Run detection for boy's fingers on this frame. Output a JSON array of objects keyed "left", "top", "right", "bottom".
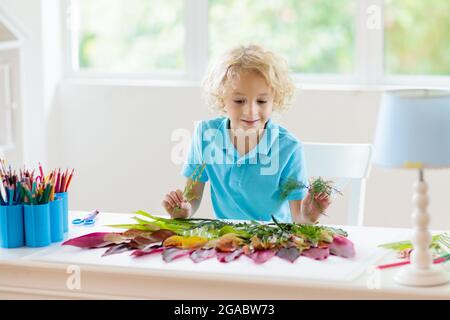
[
  {"left": 170, "top": 191, "right": 181, "bottom": 206},
  {"left": 317, "top": 193, "right": 327, "bottom": 200},
  {"left": 161, "top": 200, "right": 172, "bottom": 211},
  {"left": 165, "top": 194, "right": 176, "bottom": 207},
  {"left": 175, "top": 189, "right": 184, "bottom": 202}
]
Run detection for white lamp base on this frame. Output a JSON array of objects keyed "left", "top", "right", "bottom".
[
  {"left": 394, "top": 177, "right": 450, "bottom": 287},
  {"left": 394, "top": 265, "right": 449, "bottom": 287}
]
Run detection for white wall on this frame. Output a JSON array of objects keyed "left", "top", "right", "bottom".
[
  {"left": 0, "top": 0, "right": 62, "bottom": 168},
  {"left": 50, "top": 81, "right": 450, "bottom": 229}
]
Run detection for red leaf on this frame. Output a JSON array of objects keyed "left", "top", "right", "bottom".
[
  {"left": 302, "top": 247, "right": 330, "bottom": 260},
  {"left": 276, "top": 247, "right": 301, "bottom": 263},
  {"left": 162, "top": 248, "right": 192, "bottom": 262},
  {"left": 247, "top": 249, "right": 276, "bottom": 264},
  {"left": 132, "top": 245, "right": 165, "bottom": 257},
  {"left": 216, "top": 249, "right": 243, "bottom": 263},
  {"left": 189, "top": 249, "right": 217, "bottom": 263},
  {"left": 62, "top": 232, "right": 118, "bottom": 248},
  {"left": 329, "top": 235, "right": 355, "bottom": 258}
]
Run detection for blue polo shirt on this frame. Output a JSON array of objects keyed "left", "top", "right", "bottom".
[{"left": 181, "top": 116, "right": 308, "bottom": 222}]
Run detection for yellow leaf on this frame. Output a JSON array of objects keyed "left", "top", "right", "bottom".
[
  {"left": 163, "top": 235, "right": 184, "bottom": 247},
  {"left": 181, "top": 236, "right": 208, "bottom": 249},
  {"left": 163, "top": 235, "right": 208, "bottom": 249}
]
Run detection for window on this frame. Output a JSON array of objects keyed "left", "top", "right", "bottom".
[
  {"left": 71, "top": 0, "right": 184, "bottom": 73},
  {"left": 209, "top": 0, "right": 355, "bottom": 74},
  {"left": 66, "top": 0, "right": 450, "bottom": 84},
  {"left": 384, "top": 0, "right": 450, "bottom": 76}
]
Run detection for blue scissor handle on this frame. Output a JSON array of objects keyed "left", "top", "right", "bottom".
[
  {"left": 72, "top": 218, "right": 95, "bottom": 225},
  {"left": 83, "top": 219, "right": 95, "bottom": 225},
  {"left": 72, "top": 218, "right": 85, "bottom": 225}
]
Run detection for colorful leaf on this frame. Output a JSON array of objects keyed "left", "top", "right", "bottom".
[
  {"left": 181, "top": 236, "right": 209, "bottom": 250},
  {"left": 189, "top": 249, "right": 217, "bottom": 263},
  {"left": 62, "top": 232, "right": 117, "bottom": 248},
  {"left": 163, "top": 235, "right": 184, "bottom": 247},
  {"left": 216, "top": 234, "right": 244, "bottom": 252},
  {"left": 148, "top": 229, "right": 177, "bottom": 242},
  {"left": 104, "top": 233, "right": 130, "bottom": 245},
  {"left": 163, "top": 235, "right": 208, "bottom": 250},
  {"left": 276, "top": 247, "right": 301, "bottom": 263},
  {"left": 162, "top": 248, "right": 192, "bottom": 262},
  {"left": 247, "top": 249, "right": 276, "bottom": 264},
  {"left": 102, "top": 243, "right": 131, "bottom": 257},
  {"left": 122, "top": 229, "right": 153, "bottom": 239},
  {"left": 132, "top": 245, "right": 165, "bottom": 257},
  {"left": 217, "top": 249, "right": 243, "bottom": 263},
  {"left": 302, "top": 247, "right": 330, "bottom": 260},
  {"left": 329, "top": 235, "right": 355, "bottom": 258}
]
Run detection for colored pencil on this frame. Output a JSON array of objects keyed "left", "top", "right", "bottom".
[{"left": 377, "top": 253, "right": 450, "bottom": 270}]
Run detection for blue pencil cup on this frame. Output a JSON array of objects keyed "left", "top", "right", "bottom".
[
  {"left": 49, "top": 198, "right": 64, "bottom": 242},
  {"left": 24, "top": 203, "right": 51, "bottom": 247},
  {"left": 0, "top": 204, "right": 25, "bottom": 248},
  {"left": 56, "top": 192, "right": 69, "bottom": 233}
]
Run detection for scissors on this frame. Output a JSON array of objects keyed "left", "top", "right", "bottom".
[{"left": 72, "top": 209, "right": 100, "bottom": 226}]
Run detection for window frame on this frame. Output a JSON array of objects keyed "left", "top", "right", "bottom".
[{"left": 62, "top": 0, "right": 450, "bottom": 87}]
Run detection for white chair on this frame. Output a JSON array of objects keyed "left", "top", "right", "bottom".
[{"left": 303, "top": 142, "right": 373, "bottom": 226}]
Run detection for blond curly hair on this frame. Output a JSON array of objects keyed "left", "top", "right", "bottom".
[{"left": 202, "top": 44, "right": 295, "bottom": 114}]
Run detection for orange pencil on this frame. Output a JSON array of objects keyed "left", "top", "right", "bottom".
[{"left": 65, "top": 169, "right": 74, "bottom": 192}]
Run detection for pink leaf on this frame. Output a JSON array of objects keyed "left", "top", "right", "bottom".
[
  {"left": 276, "top": 247, "right": 301, "bottom": 263},
  {"left": 132, "top": 245, "right": 165, "bottom": 257},
  {"left": 162, "top": 248, "right": 192, "bottom": 262},
  {"left": 190, "top": 249, "right": 217, "bottom": 263},
  {"left": 329, "top": 235, "right": 355, "bottom": 258},
  {"left": 217, "top": 249, "right": 243, "bottom": 263},
  {"left": 302, "top": 247, "right": 330, "bottom": 260},
  {"left": 248, "top": 249, "right": 276, "bottom": 264},
  {"left": 62, "top": 232, "right": 118, "bottom": 248}
]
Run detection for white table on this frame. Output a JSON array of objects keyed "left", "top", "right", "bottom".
[{"left": 0, "top": 211, "right": 449, "bottom": 299}]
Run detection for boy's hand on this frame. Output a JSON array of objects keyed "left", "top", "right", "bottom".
[
  {"left": 301, "top": 191, "right": 331, "bottom": 223},
  {"left": 161, "top": 189, "right": 192, "bottom": 219}
]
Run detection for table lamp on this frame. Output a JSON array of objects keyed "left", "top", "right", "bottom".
[{"left": 373, "top": 89, "right": 450, "bottom": 287}]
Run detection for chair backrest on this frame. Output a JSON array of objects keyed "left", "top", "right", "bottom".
[{"left": 303, "top": 142, "right": 373, "bottom": 226}]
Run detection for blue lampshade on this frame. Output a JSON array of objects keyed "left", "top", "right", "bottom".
[{"left": 373, "top": 89, "right": 450, "bottom": 169}]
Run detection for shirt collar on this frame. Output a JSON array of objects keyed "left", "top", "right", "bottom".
[{"left": 216, "top": 117, "right": 279, "bottom": 160}]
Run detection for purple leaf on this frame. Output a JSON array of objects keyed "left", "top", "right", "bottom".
[
  {"left": 247, "top": 249, "right": 276, "bottom": 264},
  {"left": 102, "top": 243, "right": 131, "bottom": 257},
  {"left": 189, "top": 249, "right": 217, "bottom": 263},
  {"left": 276, "top": 247, "right": 301, "bottom": 263},
  {"left": 162, "top": 248, "right": 192, "bottom": 262},
  {"left": 62, "top": 232, "right": 118, "bottom": 248},
  {"left": 217, "top": 249, "right": 243, "bottom": 263},
  {"left": 132, "top": 245, "right": 165, "bottom": 257},
  {"left": 302, "top": 247, "right": 330, "bottom": 260},
  {"left": 329, "top": 235, "right": 355, "bottom": 258}
]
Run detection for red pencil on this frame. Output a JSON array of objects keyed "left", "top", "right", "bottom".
[
  {"left": 55, "top": 169, "right": 61, "bottom": 193},
  {"left": 38, "top": 162, "right": 44, "bottom": 178}
]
